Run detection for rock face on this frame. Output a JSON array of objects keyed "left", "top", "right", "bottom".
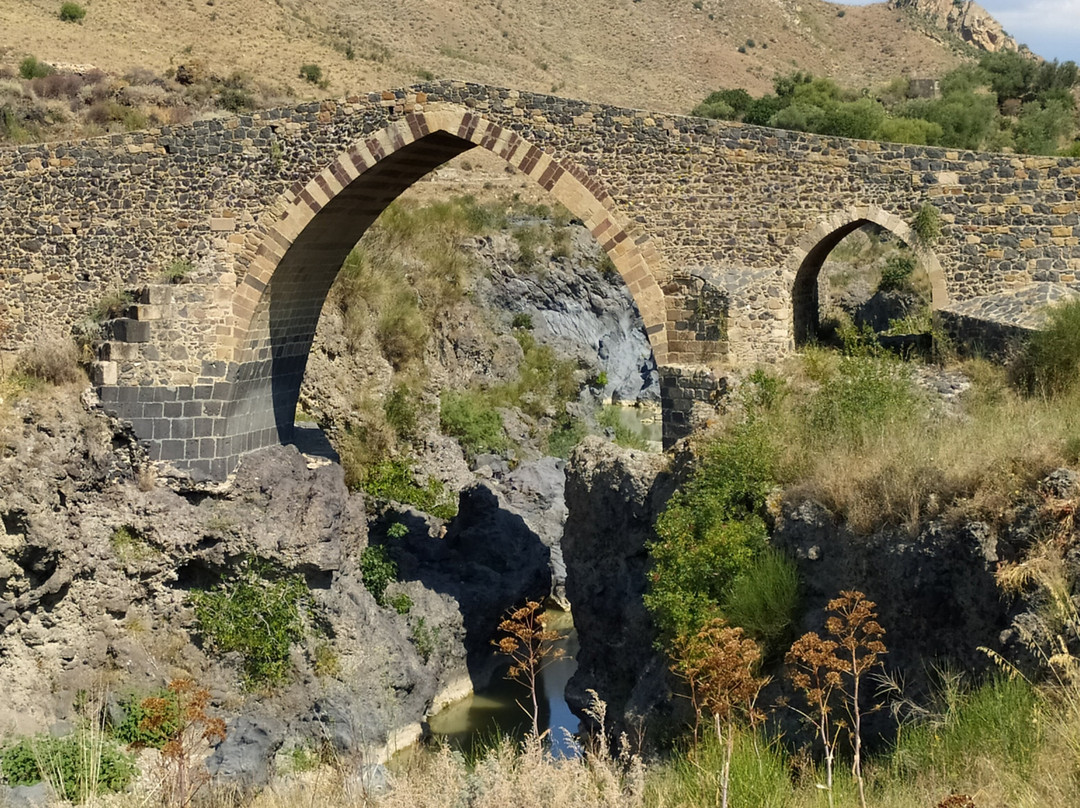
[
  {"left": 472, "top": 227, "right": 659, "bottom": 404},
  {"left": 890, "top": 0, "right": 1018, "bottom": 53},
  {"left": 0, "top": 387, "right": 547, "bottom": 771},
  {"left": 562, "top": 437, "right": 675, "bottom": 732},
  {"left": 772, "top": 500, "right": 1009, "bottom": 685}
]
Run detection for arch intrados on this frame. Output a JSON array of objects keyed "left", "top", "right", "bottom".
[
  {"left": 228, "top": 108, "right": 670, "bottom": 365},
  {"left": 789, "top": 207, "right": 948, "bottom": 345}
]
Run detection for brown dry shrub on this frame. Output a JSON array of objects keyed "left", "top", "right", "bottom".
[
  {"left": 30, "top": 72, "right": 87, "bottom": 100},
  {"left": 14, "top": 335, "right": 84, "bottom": 385}
]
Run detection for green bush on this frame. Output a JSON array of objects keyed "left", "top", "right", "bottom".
[
  {"left": 1010, "top": 299, "right": 1080, "bottom": 397},
  {"left": 383, "top": 384, "right": 418, "bottom": 440},
  {"left": 114, "top": 689, "right": 180, "bottom": 749},
  {"left": 161, "top": 259, "right": 193, "bottom": 284},
  {"left": 390, "top": 592, "right": 413, "bottom": 615},
  {"left": 511, "top": 312, "right": 534, "bottom": 330},
  {"left": 877, "top": 254, "right": 917, "bottom": 292},
  {"left": 411, "top": 616, "right": 438, "bottom": 662},
  {"left": 299, "top": 64, "right": 323, "bottom": 84},
  {"left": 1, "top": 733, "right": 135, "bottom": 800},
  {"left": 440, "top": 390, "right": 507, "bottom": 456},
  {"left": 190, "top": 561, "right": 308, "bottom": 689},
  {"left": 808, "top": 354, "right": 919, "bottom": 448},
  {"left": 59, "top": 2, "right": 86, "bottom": 23},
  {"left": 360, "top": 459, "right": 458, "bottom": 519},
  {"left": 719, "top": 548, "right": 800, "bottom": 655},
  {"left": 19, "top": 56, "right": 53, "bottom": 80},
  {"left": 644, "top": 421, "right": 777, "bottom": 646},
  {"left": 913, "top": 202, "right": 942, "bottom": 244},
  {"left": 360, "top": 545, "right": 397, "bottom": 607}
]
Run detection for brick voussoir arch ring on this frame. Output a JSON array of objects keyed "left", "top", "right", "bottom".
[
  {"left": 787, "top": 204, "right": 949, "bottom": 344},
  {"left": 229, "top": 106, "right": 671, "bottom": 365}
]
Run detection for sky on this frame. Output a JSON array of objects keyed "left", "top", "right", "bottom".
[{"left": 836, "top": 1, "right": 1080, "bottom": 64}]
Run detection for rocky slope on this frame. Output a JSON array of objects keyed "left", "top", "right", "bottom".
[
  {"left": 889, "top": 0, "right": 1019, "bottom": 54},
  {"left": 0, "top": 382, "right": 576, "bottom": 780},
  {"left": 1, "top": 0, "right": 990, "bottom": 130}
]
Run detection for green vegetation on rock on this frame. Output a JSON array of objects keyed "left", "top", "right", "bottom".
[{"left": 189, "top": 561, "right": 309, "bottom": 689}]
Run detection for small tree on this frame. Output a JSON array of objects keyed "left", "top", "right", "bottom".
[
  {"left": 493, "top": 601, "right": 567, "bottom": 738},
  {"left": 672, "top": 619, "right": 768, "bottom": 808}
]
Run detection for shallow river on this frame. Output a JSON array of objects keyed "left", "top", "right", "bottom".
[{"left": 425, "top": 610, "right": 581, "bottom": 757}]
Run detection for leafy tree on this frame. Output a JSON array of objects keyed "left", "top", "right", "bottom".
[
  {"left": 822, "top": 98, "right": 885, "bottom": 140},
  {"left": 1014, "top": 98, "right": 1076, "bottom": 155},
  {"left": 743, "top": 94, "right": 786, "bottom": 127}
]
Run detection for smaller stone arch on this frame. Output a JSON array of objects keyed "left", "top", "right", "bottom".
[{"left": 789, "top": 206, "right": 948, "bottom": 345}]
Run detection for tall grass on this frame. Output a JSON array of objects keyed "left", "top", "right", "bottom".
[{"left": 759, "top": 351, "right": 1080, "bottom": 534}]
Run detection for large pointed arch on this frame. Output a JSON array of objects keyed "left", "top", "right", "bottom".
[
  {"left": 219, "top": 107, "right": 671, "bottom": 451},
  {"left": 788, "top": 205, "right": 949, "bottom": 345}
]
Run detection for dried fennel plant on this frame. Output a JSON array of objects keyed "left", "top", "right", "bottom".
[{"left": 493, "top": 600, "right": 567, "bottom": 739}]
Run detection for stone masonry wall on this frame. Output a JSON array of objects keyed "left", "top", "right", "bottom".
[
  {"left": 1, "top": 81, "right": 1079, "bottom": 362},
  {"left": 2, "top": 80, "right": 1080, "bottom": 474}
]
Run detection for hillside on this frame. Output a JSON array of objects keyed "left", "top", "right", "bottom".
[{"left": 0, "top": 0, "right": 987, "bottom": 116}]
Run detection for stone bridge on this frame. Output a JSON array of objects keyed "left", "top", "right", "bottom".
[{"left": 1, "top": 80, "right": 1079, "bottom": 478}]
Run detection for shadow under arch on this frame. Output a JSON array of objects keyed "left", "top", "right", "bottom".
[
  {"left": 790, "top": 207, "right": 949, "bottom": 346},
  {"left": 224, "top": 108, "right": 670, "bottom": 451}
]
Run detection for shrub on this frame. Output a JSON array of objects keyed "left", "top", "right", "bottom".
[
  {"left": 390, "top": 592, "right": 413, "bottom": 615},
  {"left": 1, "top": 733, "right": 135, "bottom": 800},
  {"left": 913, "top": 202, "right": 942, "bottom": 244},
  {"left": 877, "top": 254, "right": 917, "bottom": 292},
  {"left": 217, "top": 88, "right": 254, "bottom": 112},
  {"left": 511, "top": 312, "right": 534, "bottom": 330},
  {"left": 59, "top": 2, "right": 86, "bottom": 22},
  {"left": 114, "top": 689, "right": 180, "bottom": 749},
  {"left": 411, "top": 616, "right": 438, "bottom": 662},
  {"left": 360, "top": 459, "right": 458, "bottom": 519},
  {"left": 644, "top": 421, "right": 777, "bottom": 646},
  {"left": 720, "top": 548, "right": 800, "bottom": 655},
  {"left": 161, "top": 259, "right": 193, "bottom": 284},
  {"left": 383, "top": 384, "right": 418, "bottom": 440},
  {"left": 1010, "top": 298, "right": 1080, "bottom": 397},
  {"left": 18, "top": 56, "right": 53, "bottom": 80},
  {"left": 58, "top": 2, "right": 84, "bottom": 21},
  {"left": 440, "top": 390, "right": 507, "bottom": 456},
  {"left": 360, "top": 545, "right": 398, "bottom": 607},
  {"left": 189, "top": 561, "right": 308, "bottom": 689},
  {"left": 299, "top": 64, "right": 323, "bottom": 84},
  {"left": 375, "top": 294, "right": 428, "bottom": 369},
  {"left": 13, "top": 336, "right": 83, "bottom": 385},
  {"left": 88, "top": 290, "right": 133, "bottom": 322}
]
